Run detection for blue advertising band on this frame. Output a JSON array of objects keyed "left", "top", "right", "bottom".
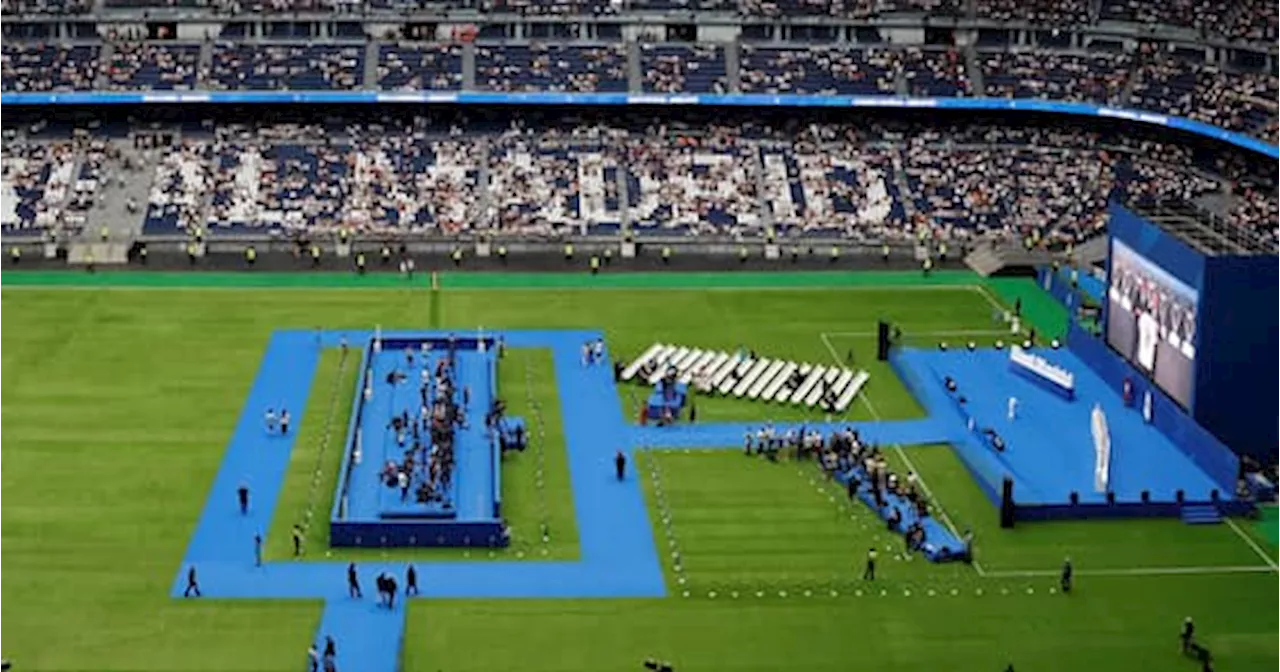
[{"left": 3, "top": 91, "right": 1275, "bottom": 159}]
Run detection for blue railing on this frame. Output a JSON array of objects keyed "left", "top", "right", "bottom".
[
  {"left": 331, "top": 335, "right": 374, "bottom": 523},
  {"left": 2, "top": 91, "right": 1275, "bottom": 159},
  {"left": 488, "top": 351, "right": 502, "bottom": 519}
]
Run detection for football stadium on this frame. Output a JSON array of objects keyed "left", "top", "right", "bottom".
[{"left": 1, "top": 2, "right": 1278, "bottom": 672}]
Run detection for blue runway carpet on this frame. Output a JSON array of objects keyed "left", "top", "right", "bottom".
[{"left": 175, "top": 329, "right": 667, "bottom": 672}]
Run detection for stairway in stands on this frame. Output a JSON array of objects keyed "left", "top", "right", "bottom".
[{"left": 1180, "top": 504, "right": 1223, "bottom": 525}]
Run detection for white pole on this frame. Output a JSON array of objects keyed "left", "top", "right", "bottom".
[
  {"left": 374, "top": 324, "right": 382, "bottom": 353},
  {"left": 478, "top": 325, "right": 486, "bottom": 352}
]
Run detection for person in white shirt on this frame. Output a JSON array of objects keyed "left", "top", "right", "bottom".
[
  {"left": 1007, "top": 396, "right": 1018, "bottom": 421},
  {"left": 265, "top": 408, "right": 277, "bottom": 434}
]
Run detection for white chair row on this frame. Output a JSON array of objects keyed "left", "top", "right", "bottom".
[{"left": 621, "top": 342, "right": 870, "bottom": 411}]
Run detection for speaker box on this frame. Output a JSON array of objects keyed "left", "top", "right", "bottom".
[{"left": 1000, "top": 476, "right": 1015, "bottom": 529}]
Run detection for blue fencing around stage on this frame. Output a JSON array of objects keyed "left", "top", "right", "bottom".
[
  {"left": 1, "top": 90, "right": 1275, "bottom": 159},
  {"left": 486, "top": 352, "right": 502, "bottom": 519},
  {"left": 1065, "top": 322, "right": 1239, "bottom": 493},
  {"left": 330, "top": 332, "right": 509, "bottom": 548},
  {"left": 332, "top": 337, "right": 373, "bottom": 523}
]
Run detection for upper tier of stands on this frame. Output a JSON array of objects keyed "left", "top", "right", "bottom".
[
  {"left": 3, "top": 41, "right": 1272, "bottom": 144},
  {"left": 3, "top": 0, "right": 1275, "bottom": 45}
]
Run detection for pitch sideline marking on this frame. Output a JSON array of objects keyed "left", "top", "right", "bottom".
[
  {"left": 970, "top": 284, "right": 1008, "bottom": 314},
  {"left": 983, "top": 565, "right": 1277, "bottom": 578},
  {"left": 822, "top": 329, "right": 1012, "bottom": 339},
  {"left": 0, "top": 281, "right": 1002, "bottom": 294},
  {"left": 818, "top": 332, "right": 983, "bottom": 576},
  {"left": 1224, "top": 516, "right": 1279, "bottom": 570}
]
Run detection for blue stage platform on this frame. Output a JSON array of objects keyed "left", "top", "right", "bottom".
[
  {"left": 893, "top": 346, "right": 1242, "bottom": 520},
  {"left": 331, "top": 335, "right": 506, "bottom": 548}
]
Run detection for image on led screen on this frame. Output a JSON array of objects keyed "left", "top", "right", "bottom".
[{"left": 1105, "top": 240, "right": 1199, "bottom": 408}]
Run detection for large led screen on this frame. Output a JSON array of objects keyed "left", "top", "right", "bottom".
[{"left": 1105, "top": 240, "right": 1199, "bottom": 408}]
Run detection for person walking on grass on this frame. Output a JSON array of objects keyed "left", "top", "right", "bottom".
[
  {"left": 1180, "top": 617, "right": 1195, "bottom": 655},
  {"left": 863, "top": 547, "right": 877, "bottom": 581},
  {"left": 1060, "top": 557, "right": 1073, "bottom": 594}
]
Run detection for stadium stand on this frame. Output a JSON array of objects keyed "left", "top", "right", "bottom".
[
  {"left": 901, "top": 48, "right": 971, "bottom": 97},
  {"left": 640, "top": 44, "right": 728, "bottom": 94},
  {"left": 980, "top": 52, "right": 1134, "bottom": 106},
  {"left": 0, "top": 1, "right": 1275, "bottom": 252},
  {"left": 209, "top": 43, "right": 365, "bottom": 91},
  {"left": 102, "top": 42, "right": 202, "bottom": 91},
  {"left": 378, "top": 43, "right": 464, "bottom": 91},
  {"left": 1, "top": 44, "right": 98, "bottom": 92},
  {"left": 974, "top": 0, "right": 1090, "bottom": 24},
  {"left": 739, "top": 46, "right": 900, "bottom": 95},
  {"left": 475, "top": 43, "right": 628, "bottom": 93},
  {"left": 3, "top": 104, "right": 1270, "bottom": 252}
]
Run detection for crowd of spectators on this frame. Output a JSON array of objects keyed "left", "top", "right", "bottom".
[
  {"left": 758, "top": 126, "right": 904, "bottom": 237},
  {"left": 625, "top": 124, "right": 760, "bottom": 234},
  {"left": 641, "top": 44, "right": 728, "bottom": 94},
  {"left": 488, "top": 133, "right": 625, "bottom": 234},
  {"left": 902, "top": 48, "right": 971, "bottom": 97},
  {"left": 1, "top": 40, "right": 1273, "bottom": 145},
  {"left": 1100, "top": 0, "right": 1219, "bottom": 28},
  {"left": 5, "top": 110, "right": 1274, "bottom": 247},
  {"left": 739, "top": 0, "right": 961, "bottom": 18},
  {"left": 102, "top": 43, "right": 202, "bottom": 91},
  {"left": 974, "top": 0, "right": 1091, "bottom": 24},
  {"left": 476, "top": 44, "right": 628, "bottom": 93},
  {"left": 2, "top": 0, "right": 92, "bottom": 14},
  {"left": 740, "top": 46, "right": 899, "bottom": 95},
  {"left": 1, "top": 44, "right": 99, "bottom": 92},
  {"left": 1, "top": 141, "right": 75, "bottom": 235},
  {"left": 208, "top": 43, "right": 364, "bottom": 90},
  {"left": 981, "top": 51, "right": 1133, "bottom": 105},
  {"left": 1131, "top": 59, "right": 1278, "bottom": 142},
  {"left": 377, "top": 43, "right": 464, "bottom": 90}
]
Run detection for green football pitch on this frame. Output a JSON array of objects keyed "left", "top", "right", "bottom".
[{"left": 2, "top": 270, "right": 1275, "bottom": 672}]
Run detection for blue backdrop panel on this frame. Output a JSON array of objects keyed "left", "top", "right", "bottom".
[
  {"left": 1107, "top": 202, "right": 1279, "bottom": 464},
  {"left": 1066, "top": 323, "right": 1238, "bottom": 492},
  {"left": 1107, "top": 204, "right": 1207, "bottom": 290},
  {"left": 1195, "top": 254, "right": 1279, "bottom": 462}
]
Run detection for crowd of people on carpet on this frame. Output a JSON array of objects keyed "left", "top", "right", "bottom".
[
  {"left": 381, "top": 348, "right": 464, "bottom": 507},
  {"left": 745, "top": 424, "right": 969, "bottom": 558}
]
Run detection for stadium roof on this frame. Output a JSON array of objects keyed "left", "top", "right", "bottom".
[{"left": 1132, "top": 200, "right": 1276, "bottom": 257}]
